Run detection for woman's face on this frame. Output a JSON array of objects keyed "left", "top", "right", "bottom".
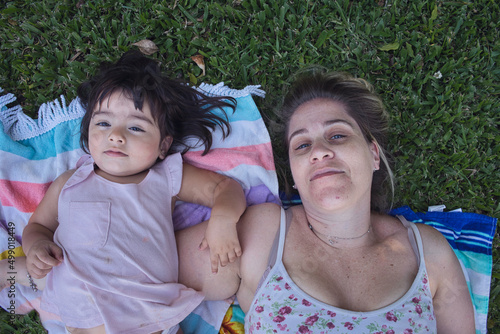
[{"left": 287, "top": 98, "right": 380, "bottom": 213}]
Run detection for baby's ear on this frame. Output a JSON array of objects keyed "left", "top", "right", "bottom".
[{"left": 159, "top": 136, "right": 173, "bottom": 159}]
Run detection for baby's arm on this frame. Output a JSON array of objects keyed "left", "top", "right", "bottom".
[
  {"left": 178, "top": 163, "right": 246, "bottom": 274},
  {"left": 22, "top": 170, "right": 74, "bottom": 279}
]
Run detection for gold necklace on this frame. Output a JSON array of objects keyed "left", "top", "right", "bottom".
[{"left": 308, "top": 223, "right": 371, "bottom": 246}]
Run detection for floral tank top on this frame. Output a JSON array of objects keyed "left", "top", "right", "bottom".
[{"left": 245, "top": 208, "right": 437, "bottom": 333}]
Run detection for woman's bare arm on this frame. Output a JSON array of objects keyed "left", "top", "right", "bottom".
[
  {"left": 178, "top": 162, "right": 246, "bottom": 273},
  {"left": 418, "top": 224, "right": 475, "bottom": 333},
  {"left": 176, "top": 202, "right": 281, "bottom": 306},
  {"left": 176, "top": 218, "right": 240, "bottom": 300}
]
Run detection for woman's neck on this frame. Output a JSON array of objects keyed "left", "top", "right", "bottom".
[{"left": 299, "top": 204, "right": 375, "bottom": 248}]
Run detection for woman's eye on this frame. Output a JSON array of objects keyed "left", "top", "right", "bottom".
[
  {"left": 330, "top": 134, "right": 345, "bottom": 140},
  {"left": 295, "top": 143, "right": 310, "bottom": 150}
]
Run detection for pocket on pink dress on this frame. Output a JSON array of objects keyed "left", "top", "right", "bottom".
[{"left": 59, "top": 201, "right": 111, "bottom": 249}]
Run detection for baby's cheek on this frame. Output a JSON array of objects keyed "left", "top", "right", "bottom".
[{"left": 88, "top": 132, "right": 105, "bottom": 149}]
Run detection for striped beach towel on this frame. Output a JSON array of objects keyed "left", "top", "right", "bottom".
[
  {"left": 391, "top": 205, "right": 496, "bottom": 334},
  {"left": 0, "top": 85, "right": 495, "bottom": 333},
  {"left": 0, "top": 83, "right": 279, "bottom": 333}
]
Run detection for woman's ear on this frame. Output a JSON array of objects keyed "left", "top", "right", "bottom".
[
  {"left": 159, "top": 136, "right": 173, "bottom": 159},
  {"left": 370, "top": 140, "right": 381, "bottom": 171}
]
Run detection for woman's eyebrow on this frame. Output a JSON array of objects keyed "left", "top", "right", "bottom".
[
  {"left": 289, "top": 119, "right": 355, "bottom": 141},
  {"left": 288, "top": 128, "right": 307, "bottom": 142},
  {"left": 324, "top": 119, "right": 355, "bottom": 128}
]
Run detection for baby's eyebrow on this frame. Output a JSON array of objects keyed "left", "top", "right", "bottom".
[
  {"left": 130, "top": 113, "right": 154, "bottom": 124},
  {"left": 92, "top": 110, "right": 154, "bottom": 125}
]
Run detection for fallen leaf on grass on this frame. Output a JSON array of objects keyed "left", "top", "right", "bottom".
[
  {"left": 70, "top": 51, "right": 82, "bottom": 62},
  {"left": 191, "top": 55, "right": 206, "bottom": 76},
  {"left": 133, "top": 39, "right": 159, "bottom": 55},
  {"left": 188, "top": 72, "right": 197, "bottom": 85},
  {"left": 378, "top": 42, "right": 400, "bottom": 51}
]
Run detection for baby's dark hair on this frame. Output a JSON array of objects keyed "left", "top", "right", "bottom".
[{"left": 77, "top": 51, "right": 236, "bottom": 155}]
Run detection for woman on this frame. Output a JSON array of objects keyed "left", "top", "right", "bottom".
[{"left": 177, "top": 70, "right": 475, "bottom": 333}]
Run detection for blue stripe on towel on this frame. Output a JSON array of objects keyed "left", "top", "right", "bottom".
[
  {"left": 209, "top": 95, "right": 264, "bottom": 122},
  {"left": 0, "top": 118, "right": 82, "bottom": 159},
  {"left": 180, "top": 313, "right": 218, "bottom": 334}
]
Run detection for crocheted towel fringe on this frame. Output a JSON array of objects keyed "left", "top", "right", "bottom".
[
  {"left": 196, "top": 82, "right": 266, "bottom": 99},
  {"left": 0, "top": 88, "right": 85, "bottom": 142},
  {"left": 0, "top": 83, "right": 264, "bottom": 142}
]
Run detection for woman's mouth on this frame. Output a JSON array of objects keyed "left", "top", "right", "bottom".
[{"left": 310, "top": 169, "right": 343, "bottom": 182}]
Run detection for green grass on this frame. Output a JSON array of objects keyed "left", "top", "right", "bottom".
[
  {"left": 1, "top": 0, "right": 499, "bottom": 332},
  {"left": 0, "top": 310, "right": 46, "bottom": 333}
]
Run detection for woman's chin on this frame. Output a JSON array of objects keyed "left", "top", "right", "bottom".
[{"left": 303, "top": 189, "right": 351, "bottom": 211}]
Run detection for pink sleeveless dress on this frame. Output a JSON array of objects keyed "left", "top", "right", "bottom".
[{"left": 41, "top": 154, "right": 204, "bottom": 334}]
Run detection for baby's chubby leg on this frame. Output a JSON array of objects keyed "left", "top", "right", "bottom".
[{"left": 1, "top": 256, "right": 46, "bottom": 291}]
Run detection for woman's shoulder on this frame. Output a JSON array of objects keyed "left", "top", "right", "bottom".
[
  {"left": 238, "top": 204, "right": 281, "bottom": 262},
  {"left": 371, "top": 213, "right": 410, "bottom": 239},
  {"left": 413, "top": 222, "right": 454, "bottom": 259},
  {"left": 239, "top": 202, "right": 282, "bottom": 244},
  {"left": 236, "top": 202, "right": 283, "bottom": 310},
  {"left": 375, "top": 213, "right": 450, "bottom": 251}
]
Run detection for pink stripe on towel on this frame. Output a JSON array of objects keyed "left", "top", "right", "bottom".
[
  {"left": 0, "top": 179, "right": 50, "bottom": 213},
  {"left": 183, "top": 143, "right": 275, "bottom": 172}
]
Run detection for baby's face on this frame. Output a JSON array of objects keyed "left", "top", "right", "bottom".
[{"left": 88, "top": 90, "right": 166, "bottom": 182}]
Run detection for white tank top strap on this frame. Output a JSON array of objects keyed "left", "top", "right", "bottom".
[
  {"left": 255, "top": 207, "right": 288, "bottom": 292},
  {"left": 396, "top": 215, "right": 423, "bottom": 265},
  {"left": 266, "top": 207, "right": 288, "bottom": 268}
]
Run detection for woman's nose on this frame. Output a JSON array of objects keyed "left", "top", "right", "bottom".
[{"left": 310, "top": 142, "right": 334, "bottom": 162}]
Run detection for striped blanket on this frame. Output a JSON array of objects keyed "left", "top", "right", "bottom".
[
  {"left": 0, "top": 83, "right": 279, "bottom": 333},
  {"left": 0, "top": 84, "right": 496, "bottom": 334},
  {"left": 391, "top": 205, "right": 496, "bottom": 334}
]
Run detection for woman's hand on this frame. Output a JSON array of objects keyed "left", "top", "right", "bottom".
[{"left": 26, "top": 239, "right": 63, "bottom": 279}]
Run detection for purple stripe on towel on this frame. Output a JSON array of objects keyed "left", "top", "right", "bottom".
[{"left": 173, "top": 184, "right": 280, "bottom": 231}]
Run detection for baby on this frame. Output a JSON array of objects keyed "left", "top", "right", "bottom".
[{"left": 21, "top": 51, "right": 246, "bottom": 334}]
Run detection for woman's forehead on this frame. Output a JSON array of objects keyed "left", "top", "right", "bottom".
[
  {"left": 292, "top": 98, "right": 348, "bottom": 118},
  {"left": 288, "top": 99, "right": 355, "bottom": 130}
]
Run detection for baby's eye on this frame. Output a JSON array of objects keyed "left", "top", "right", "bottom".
[
  {"left": 96, "top": 121, "right": 110, "bottom": 127},
  {"left": 129, "top": 126, "right": 145, "bottom": 132}
]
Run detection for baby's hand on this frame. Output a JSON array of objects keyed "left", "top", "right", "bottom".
[
  {"left": 199, "top": 215, "right": 242, "bottom": 274},
  {"left": 26, "top": 240, "right": 63, "bottom": 279}
]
